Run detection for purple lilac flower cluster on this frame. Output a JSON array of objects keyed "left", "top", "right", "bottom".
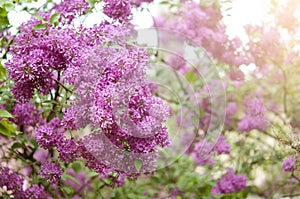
[
  {"left": 103, "top": 0, "right": 154, "bottom": 23},
  {"left": 11, "top": 102, "right": 43, "bottom": 128},
  {"left": 192, "top": 135, "right": 231, "bottom": 167},
  {"left": 35, "top": 45, "right": 170, "bottom": 182},
  {"left": 160, "top": 2, "right": 253, "bottom": 66},
  {"left": 282, "top": 156, "right": 297, "bottom": 172},
  {"left": 6, "top": 15, "right": 82, "bottom": 102},
  {"left": 224, "top": 102, "right": 238, "bottom": 127},
  {"left": 54, "top": 0, "right": 89, "bottom": 24},
  {"left": 238, "top": 97, "right": 268, "bottom": 132},
  {"left": 7, "top": 0, "right": 169, "bottom": 186},
  {"left": 212, "top": 168, "right": 247, "bottom": 194},
  {"left": 0, "top": 166, "right": 47, "bottom": 198},
  {"left": 61, "top": 46, "right": 170, "bottom": 178},
  {"left": 103, "top": 0, "right": 132, "bottom": 23},
  {"left": 39, "top": 161, "right": 63, "bottom": 184}
]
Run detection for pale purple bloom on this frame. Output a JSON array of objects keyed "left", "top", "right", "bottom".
[
  {"left": 238, "top": 97, "right": 268, "bottom": 132},
  {"left": 33, "top": 148, "right": 49, "bottom": 162},
  {"left": 282, "top": 156, "right": 296, "bottom": 172},
  {"left": 225, "top": 102, "right": 238, "bottom": 126},
  {"left": 64, "top": 169, "right": 91, "bottom": 192},
  {"left": 12, "top": 102, "right": 42, "bottom": 127},
  {"left": 212, "top": 168, "right": 247, "bottom": 194},
  {"left": 192, "top": 140, "right": 215, "bottom": 167},
  {"left": 215, "top": 135, "right": 231, "bottom": 155}
]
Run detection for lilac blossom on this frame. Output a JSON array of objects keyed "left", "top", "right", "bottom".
[
  {"left": 238, "top": 97, "right": 268, "bottom": 132},
  {"left": 215, "top": 135, "right": 231, "bottom": 155},
  {"left": 192, "top": 140, "right": 215, "bottom": 167},
  {"left": 23, "top": 185, "right": 47, "bottom": 199},
  {"left": 212, "top": 168, "right": 247, "bottom": 194},
  {"left": 0, "top": 166, "right": 23, "bottom": 195},
  {"left": 11, "top": 102, "right": 42, "bottom": 127},
  {"left": 39, "top": 161, "right": 63, "bottom": 184},
  {"left": 282, "top": 156, "right": 297, "bottom": 172},
  {"left": 35, "top": 117, "right": 64, "bottom": 149}
]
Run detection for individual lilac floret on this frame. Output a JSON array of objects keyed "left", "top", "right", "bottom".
[
  {"left": 215, "top": 135, "right": 231, "bottom": 155},
  {"left": 212, "top": 168, "right": 247, "bottom": 194},
  {"left": 23, "top": 185, "right": 47, "bottom": 199},
  {"left": 282, "top": 156, "right": 297, "bottom": 172},
  {"left": 39, "top": 161, "right": 63, "bottom": 184},
  {"left": 238, "top": 97, "right": 268, "bottom": 132}
]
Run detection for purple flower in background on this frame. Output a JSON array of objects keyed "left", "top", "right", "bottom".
[
  {"left": 282, "top": 156, "right": 296, "bottom": 172},
  {"left": 166, "top": 54, "right": 190, "bottom": 75},
  {"left": 12, "top": 102, "right": 42, "bottom": 127},
  {"left": 131, "top": 0, "right": 153, "bottom": 7},
  {"left": 225, "top": 102, "right": 237, "bottom": 127},
  {"left": 212, "top": 168, "right": 247, "bottom": 194},
  {"left": 64, "top": 168, "right": 91, "bottom": 192},
  {"left": 238, "top": 97, "right": 268, "bottom": 132},
  {"left": 215, "top": 135, "right": 231, "bottom": 155},
  {"left": 192, "top": 140, "right": 215, "bottom": 167},
  {"left": 33, "top": 148, "right": 50, "bottom": 163},
  {"left": 39, "top": 161, "right": 63, "bottom": 183}
]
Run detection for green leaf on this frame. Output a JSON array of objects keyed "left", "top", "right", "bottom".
[
  {"left": 0, "top": 109, "right": 14, "bottom": 118},
  {"left": 0, "top": 7, "right": 7, "bottom": 17},
  {"left": 0, "top": 7, "right": 9, "bottom": 30},
  {"left": 50, "top": 12, "right": 60, "bottom": 26},
  {"left": 11, "top": 142, "right": 23, "bottom": 151},
  {"left": 134, "top": 159, "right": 143, "bottom": 172},
  {"left": 61, "top": 173, "right": 80, "bottom": 185},
  {"left": 86, "top": 171, "right": 99, "bottom": 178},
  {"left": 30, "top": 139, "right": 39, "bottom": 148},
  {"left": 62, "top": 186, "right": 74, "bottom": 195},
  {"left": 0, "top": 61, "right": 8, "bottom": 81},
  {"left": 185, "top": 70, "right": 197, "bottom": 83},
  {"left": 4, "top": 3, "right": 15, "bottom": 12},
  {"left": 71, "top": 162, "right": 82, "bottom": 173},
  {"left": 0, "top": 119, "right": 16, "bottom": 137},
  {"left": 33, "top": 23, "right": 47, "bottom": 30},
  {"left": 160, "top": 1, "right": 169, "bottom": 5},
  {"left": 86, "top": 0, "right": 100, "bottom": 7},
  {"left": 31, "top": 13, "right": 45, "bottom": 21}
]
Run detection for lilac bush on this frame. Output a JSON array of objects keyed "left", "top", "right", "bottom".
[{"left": 1, "top": 0, "right": 300, "bottom": 198}]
